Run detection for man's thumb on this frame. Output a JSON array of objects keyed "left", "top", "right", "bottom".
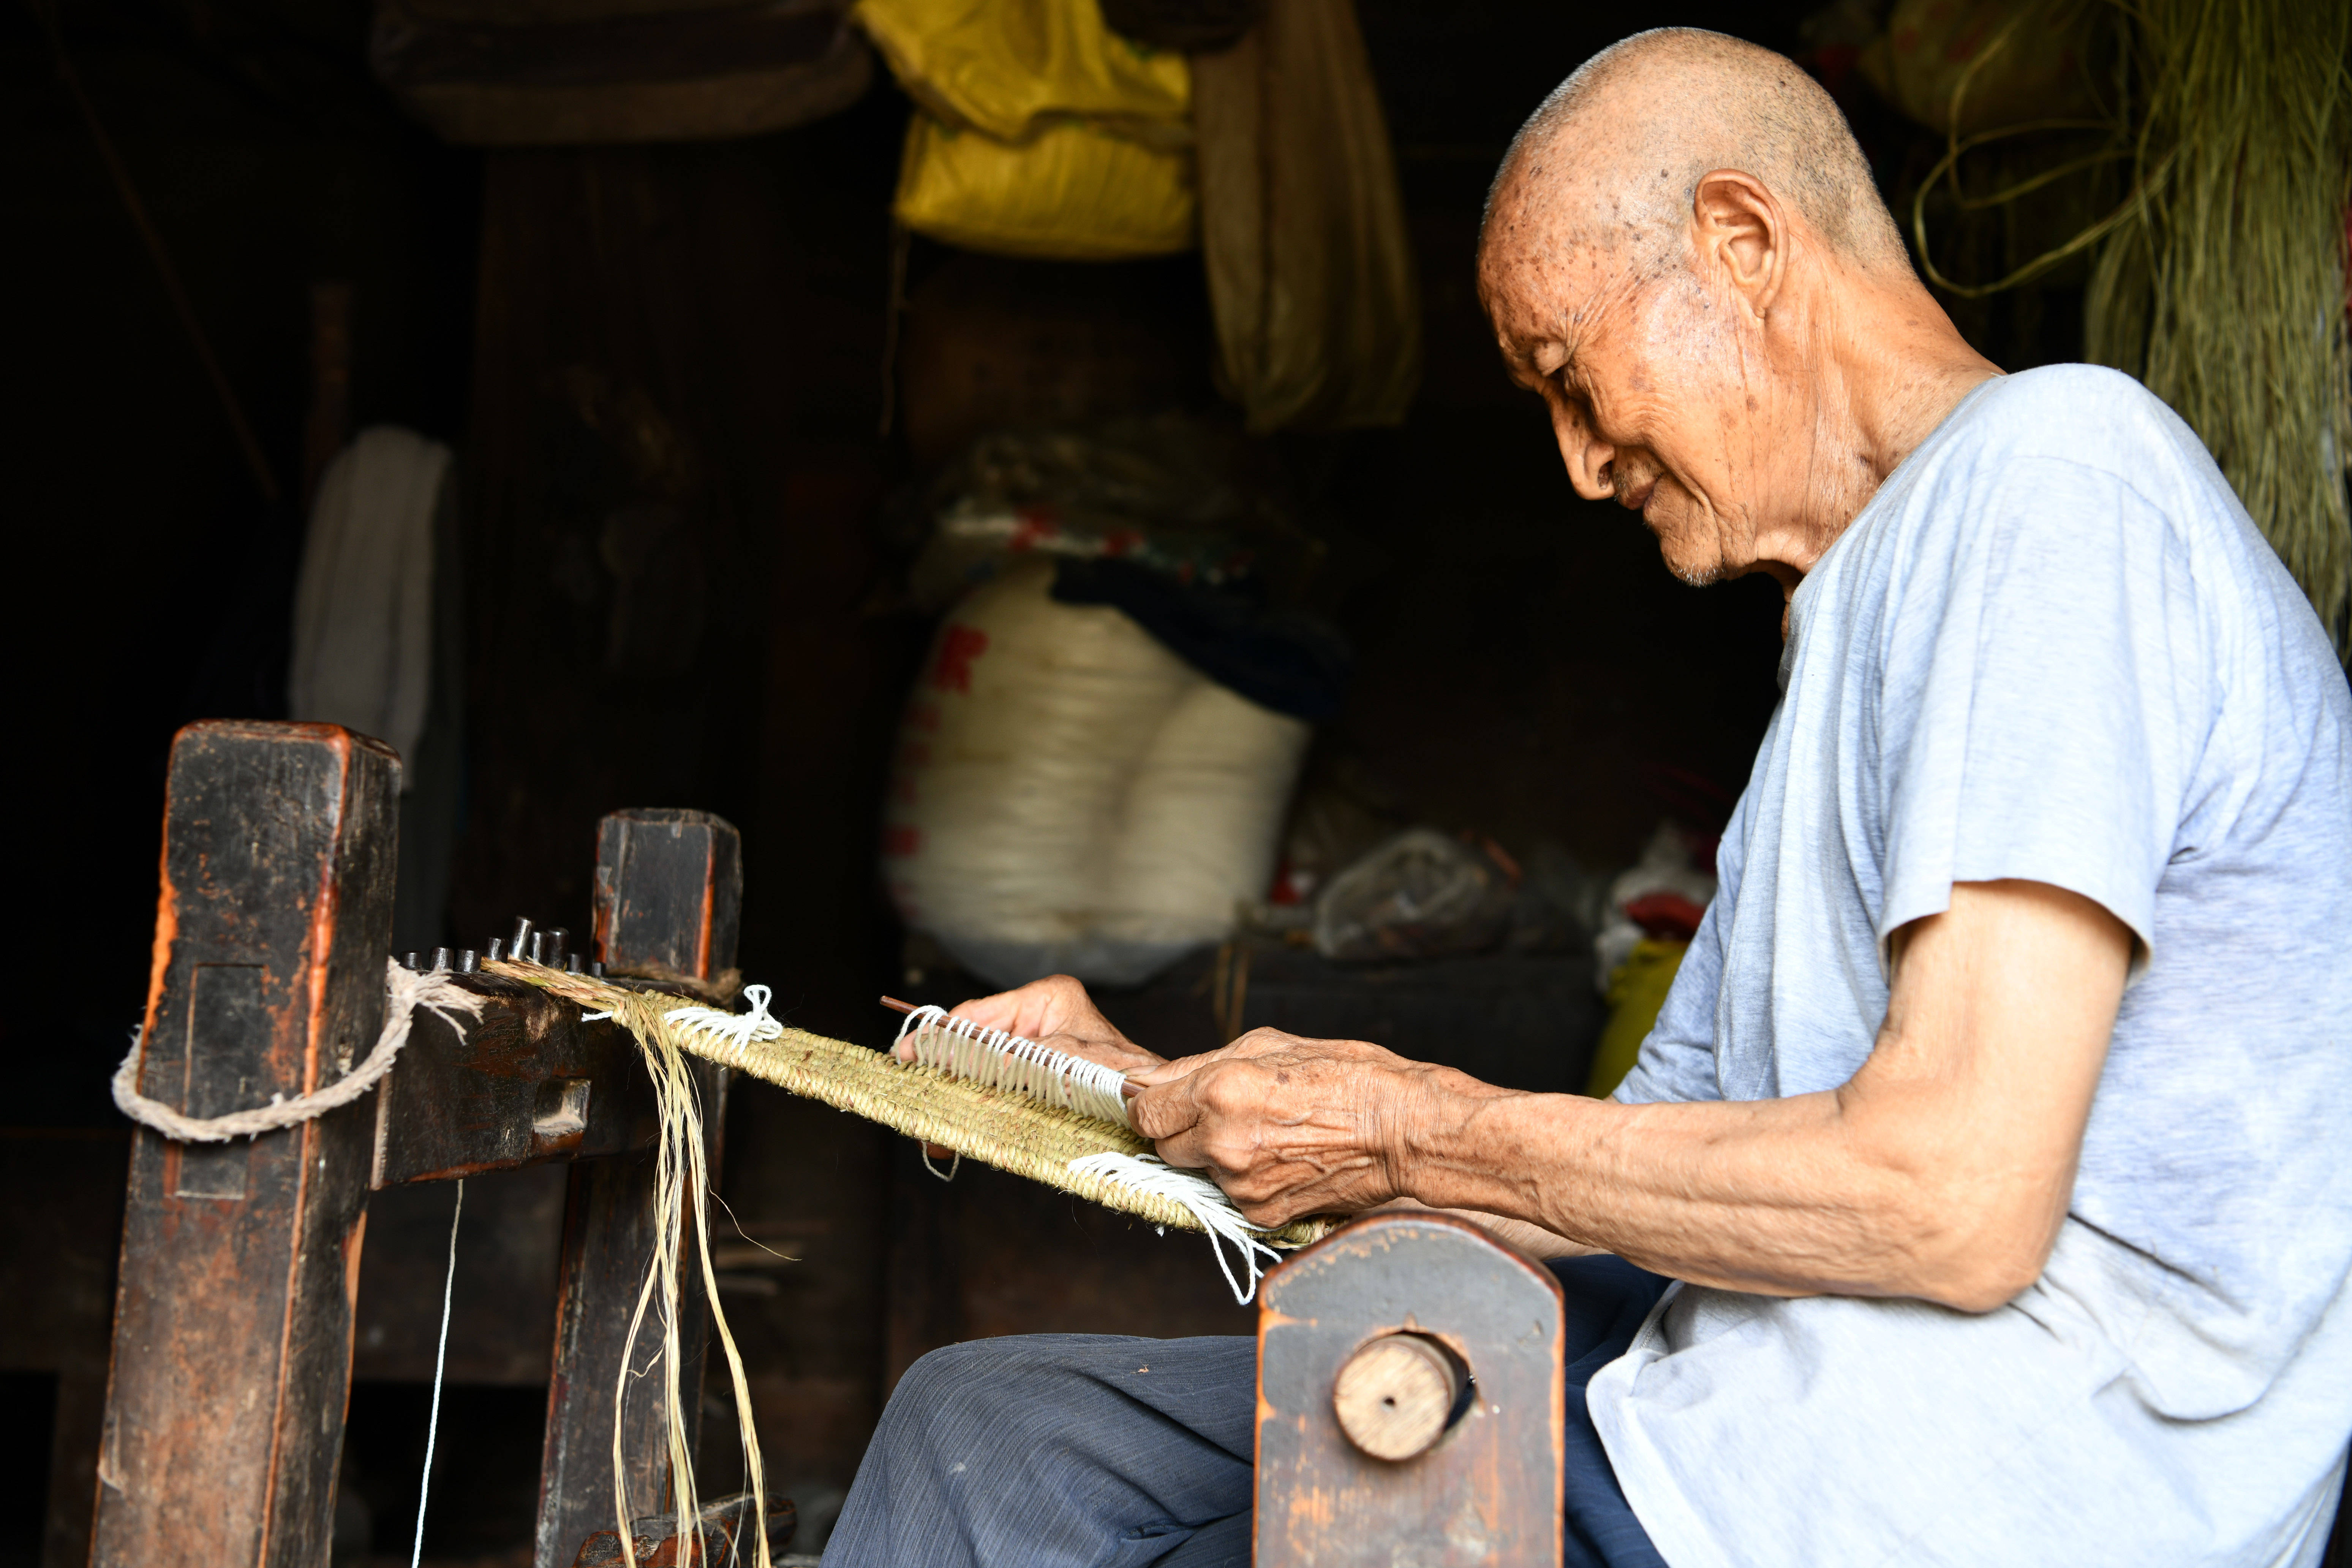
[{"left": 1128, "top": 1078, "right": 1196, "bottom": 1142}]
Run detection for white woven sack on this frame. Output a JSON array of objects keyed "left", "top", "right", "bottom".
[{"left": 885, "top": 562, "right": 1307, "bottom": 987}]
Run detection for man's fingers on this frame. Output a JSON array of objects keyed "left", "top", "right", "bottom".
[
  {"left": 1131, "top": 1073, "right": 1207, "bottom": 1144},
  {"left": 1125, "top": 1050, "right": 1223, "bottom": 1090}
]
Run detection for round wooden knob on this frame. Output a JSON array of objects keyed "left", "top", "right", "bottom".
[{"left": 1331, "top": 1332, "right": 1464, "bottom": 1461}]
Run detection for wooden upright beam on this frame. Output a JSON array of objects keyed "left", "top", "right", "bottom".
[
  {"left": 92, "top": 721, "right": 400, "bottom": 1568},
  {"left": 536, "top": 809, "right": 742, "bottom": 1568},
  {"left": 1255, "top": 1212, "right": 1568, "bottom": 1568},
  {"left": 591, "top": 809, "right": 743, "bottom": 985}
]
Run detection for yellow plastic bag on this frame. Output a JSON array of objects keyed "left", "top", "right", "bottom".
[
  {"left": 1584, "top": 938, "right": 1688, "bottom": 1099},
  {"left": 857, "top": 0, "right": 1186, "bottom": 142},
  {"left": 894, "top": 111, "right": 1195, "bottom": 259},
  {"left": 857, "top": 0, "right": 1196, "bottom": 260}
]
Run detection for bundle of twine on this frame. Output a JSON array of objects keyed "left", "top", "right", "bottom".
[{"left": 1912, "top": 0, "right": 2352, "bottom": 657}]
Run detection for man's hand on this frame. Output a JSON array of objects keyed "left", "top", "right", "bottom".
[
  {"left": 1126, "top": 1031, "right": 1508, "bottom": 1228},
  {"left": 892, "top": 975, "right": 1164, "bottom": 1075},
  {"left": 893, "top": 974, "right": 1165, "bottom": 1163}
]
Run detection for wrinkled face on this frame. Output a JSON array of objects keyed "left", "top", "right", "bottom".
[{"left": 1478, "top": 190, "right": 1785, "bottom": 588}]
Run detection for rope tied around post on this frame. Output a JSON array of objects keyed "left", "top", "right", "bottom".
[{"left": 110, "top": 958, "right": 485, "bottom": 1142}]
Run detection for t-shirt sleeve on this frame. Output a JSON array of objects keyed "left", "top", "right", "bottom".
[
  {"left": 1874, "top": 455, "right": 2206, "bottom": 959},
  {"left": 1612, "top": 896, "right": 1728, "bottom": 1105}
]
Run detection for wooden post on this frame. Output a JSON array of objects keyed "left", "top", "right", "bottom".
[
  {"left": 91, "top": 721, "right": 400, "bottom": 1568},
  {"left": 536, "top": 810, "right": 742, "bottom": 1568},
  {"left": 1255, "top": 1212, "right": 1568, "bottom": 1568}
]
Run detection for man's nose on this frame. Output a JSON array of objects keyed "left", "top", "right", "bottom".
[{"left": 1552, "top": 407, "right": 1617, "bottom": 502}]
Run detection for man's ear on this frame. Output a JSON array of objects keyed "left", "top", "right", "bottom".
[{"left": 1692, "top": 169, "right": 1786, "bottom": 321}]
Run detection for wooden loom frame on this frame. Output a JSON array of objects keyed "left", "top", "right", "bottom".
[{"left": 89, "top": 719, "right": 761, "bottom": 1567}]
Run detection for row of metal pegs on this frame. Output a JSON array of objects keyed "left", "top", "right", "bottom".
[{"left": 394, "top": 915, "right": 607, "bottom": 977}]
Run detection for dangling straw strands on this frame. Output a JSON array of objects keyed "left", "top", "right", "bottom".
[
  {"left": 1911, "top": 0, "right": 2352, "bottom": 657},
  {"left": 511, "top": 965, "right": 775, "bottom": 1568}
]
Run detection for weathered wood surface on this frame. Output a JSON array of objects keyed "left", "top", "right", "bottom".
[
  {"left": 592, "top": 810, "right": 742, "bottom": 986},
  {"left": 371, "top": 972, "right": 650, "bottom": 1185},
  {"left": 536, "top": 808, "right": 740, "bottom": 1568},
  {"left": 92, "top": 720, "right": 400, "bottom": 1568},
  {"left": 1331, "top": 1331, "right": 1463, "bottom": 1462},
  {"left": 1255, "top": 1212, "right": 1567, "bottom": 1568}
]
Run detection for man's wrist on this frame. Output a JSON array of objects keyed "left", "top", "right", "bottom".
[{"left": 1388, "top": 1071, "right": 1566, "bottom": 1217}]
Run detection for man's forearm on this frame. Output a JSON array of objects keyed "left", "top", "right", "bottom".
[
  {"left": 1388, "top": 883, "right": 2128, "bottom": 1312},
  {"left": 1397, "top": 1086, "right": 1956, "bottom": 1300}
]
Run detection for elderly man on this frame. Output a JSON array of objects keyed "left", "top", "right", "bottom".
[{"left": 823, "top": 27, "right": 2352, "bottom": 1568}]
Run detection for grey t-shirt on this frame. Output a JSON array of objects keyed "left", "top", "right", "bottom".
[{"left": 1591, "top": 365, "right": 2352, "bottom": 1568}]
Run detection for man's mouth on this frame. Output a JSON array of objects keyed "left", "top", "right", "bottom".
[{"left": 1621, "top": 479, "right": 1657, "bottom": 516}]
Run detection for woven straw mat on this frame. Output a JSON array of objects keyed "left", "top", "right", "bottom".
[{"left": 493, "top": 961, "right": 1329, "bottom": 1249}]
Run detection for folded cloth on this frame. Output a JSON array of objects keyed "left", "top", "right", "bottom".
[{"left": 287, "top": 425, "right": 452, "bottom": 781}]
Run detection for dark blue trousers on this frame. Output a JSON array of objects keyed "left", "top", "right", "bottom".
[{"left": 823, "top": 1255, "right": 1671, "bottom": 1568}]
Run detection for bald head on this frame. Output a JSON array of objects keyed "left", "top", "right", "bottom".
[
  {"left": 1486, "top": 28, "right": 1906, "bottom": 275},
  {"left": 1474, "top": 29, "right": 1999, "bottom": 597}
]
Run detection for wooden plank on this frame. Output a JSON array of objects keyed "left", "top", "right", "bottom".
[
  {"left": 1254, "top": 1212, "right": 1567, "bottom": 1568},
  {"left": 536, "top": 809, "right": 740, "bottom": 1568},
  {"left": 91, "top": 720, "right": 400, "bottom": 1568},
  {"left": 371, "top": 973, "right": 651, "bottom": 1186}
]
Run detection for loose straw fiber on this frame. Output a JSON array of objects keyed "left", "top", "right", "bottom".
[{"left": 495, "top": 960, "right": 1329, "bottom": 1250}]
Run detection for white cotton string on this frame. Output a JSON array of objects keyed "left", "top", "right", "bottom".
[
  {"left": 1066, "top": 1152, "right": 1283, "bottom": 1305},
  {"left": 890, "top": 1005, "right": 1133, "bottom": 1129},
  {"left": 411, "top": 1177, "right": 463, "bottom": 1568},
  {"left": 664, "top": 983, "right": 784, "bottom": 1051}
]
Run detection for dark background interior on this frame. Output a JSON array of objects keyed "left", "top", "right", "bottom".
[{"left": 3, "top": 0, "right": 2092, "bottom": 1560}]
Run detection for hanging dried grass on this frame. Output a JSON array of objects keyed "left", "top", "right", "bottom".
[
  {"left": 2086, "top": 0, "right": 2352, "bottom": 653},
  {"left": 1911, "top": 0, "right": 2352, "bottom": 656}
]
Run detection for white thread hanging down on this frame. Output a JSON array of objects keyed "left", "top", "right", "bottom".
[
  {"left": 411, "top": 1177, "right": 463, "bottom": 1568},
  {"left": 891, "top": 1005, "right": 1133, "bottom": 1129},
  {"left": 1068, "top": 1152, "right": 1284, "bottom": 1305}
]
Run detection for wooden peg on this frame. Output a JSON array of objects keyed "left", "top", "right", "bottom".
[{"left": 1332, "top": 1333, "right": 1462, "bottom": 1461}]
